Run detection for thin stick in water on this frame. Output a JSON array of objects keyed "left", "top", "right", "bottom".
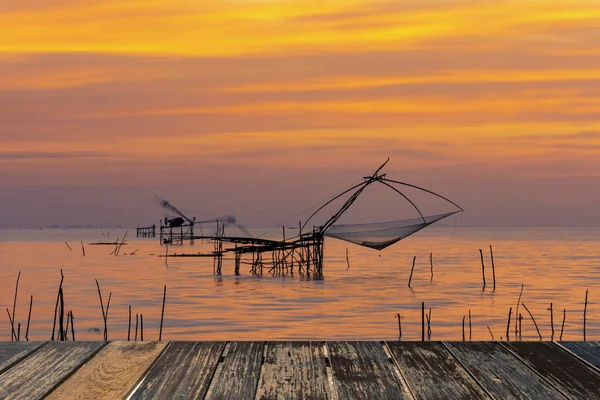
[
  {"left": 140, "top": 314, "right": 144, "bottom": 341},
  {"left": 17, "top": 323, "right": 20, "bottom": 342},
  {"left": 519, "top": 314, "right": 523, "bottom": 341},
  {"left": 135, "top": 314, "right": 139, "bottom": 341},
  {"left": 64, "top": 242, "right": 72, "bottom": 251},
  {"left": 408, "top": 256, "right": 416, "bottom": 288},
  {"left": 560, "top": 309, "right": 566, "bottom": 341},
  {"left": 6, "top": 308, "right": 16, "bottom": 341},
  {"left": 51, "top": 269, "right": 64, "bottom": 341},
  {"left": 548, "top": 302, "right": 554, "bottom": 341},
  {"left": 506, "top": 307, "right": 512, "bottom": 342},
  {"left": 522, "top": 303, "right": 542, "bottom": 340},
  {"left": 479, "top": 249, "right": 486, "bottom": 290},
  {"left": 159, "top": 285, "right": 167, "bottom": 341},
  {"left": 462, "top": 316, "right": 466, "bottom": 341},
  {"left": 345, "top": 248, "right": 351, "bottom": 270},
  {"left": 430, "top": 252, "right": 433, "bottom": 280},
  {"left": 427, "top": 308, "right": 432, "bottom": 339},
  {"left": 58, "top": 288, "right": 65, "bottom": 341},
  {"left": 128, "top": 305, "right": 132, "bottom": 341},
  {"left": 487, "top": 325, "right": 495, "bottom": 340},
  {"left": 95, "top": 279, "right": 107, "bottom": 340},
  {"left": 11, "top": 271, "right": 21, "bottom": 341},
  {"left": 489, "top": 244, "right": 496, "bottom": 291},
  {"left": 514, "top": 283, "right": 524, "bottom": 337},
  {"left": 584, "top": 289, "right": 589, "bottom": 341},
  {"left": 81, "top": 241, "right": 85, "bottom": 256},
  {"left": 25, "top": 295, "right": 32, "bottom": 341},
  {"left": 70, "top": 311, "right": 75, "bottom": 341},
  {"left": 468, "top": 309, "right": 472, "bottom": 341},
  {"left": 421, "top": 301, "right": 425, "bottom": 341},
  {"left": 396, "top": 313, "right": 402, "bottom": 340}
]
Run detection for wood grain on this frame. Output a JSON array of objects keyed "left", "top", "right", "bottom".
[
  {"left": 130, "top": 341, "right": 225, "bottom": 400},
  {"left": 444, "top": 341, "right": 564, "bottom": 399},
  {"left": 46, "top": 341, "right": 166, "bottom": 400},
  {"left": 205, "top": 341, "right": 264, "bottom": 400},
  {"left": 506, "top": 341, "right": 600, "bottom": 399},
  {"left": 559, "top": 341, "right": 600, "bottom": 368},
  {"left": 0, "top": 341, "right": 105, "bottom": 400},
  {"left": 256, "top": 341, "right": 330, "bottom": 400},
  {"left": 0, "top": 342, "right": 45, "bottom": 375},
  {"left": 387, "top": 341, "right": 488, "bottom": 399},
  {"left": 327, "top": 341, "right": 410, "bottom": 400}
]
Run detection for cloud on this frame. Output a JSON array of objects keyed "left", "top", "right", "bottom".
[{"left": 0, "top": 150, "right": 109, "bottom": 160}]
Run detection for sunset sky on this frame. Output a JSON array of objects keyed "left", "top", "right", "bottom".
[{"left": 1, "top": 0, "right": 600, "bottom": 228}]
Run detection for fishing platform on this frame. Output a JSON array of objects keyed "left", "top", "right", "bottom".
[{"left": 0, "top": 341, "right": 598, "bottom": 399}]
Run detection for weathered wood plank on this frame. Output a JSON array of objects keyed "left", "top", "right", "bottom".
[
  {"left": 559, "top": 341, "right": 600, "bottom": 369},
  {"left": 506, "top": 341, "right": 600, "bottom": 399},
  {"left": 0, "top": 342, "right": 45, "bottom": 375},
  {"left": 0, "top": 341, "right": 105, "bottom": 400},
  {"left": 205, "top": 341, "right": 264, "bottom": 400},
  {"left": 444, "top": 342, "right": 564, "bottom": 399},
  {"left": 387, "top": 341, "right": 488, "bottom": 399},
  {"left": 46, "top": 341, "right": 166, "bottom": 400},
  {"left": 256, "top": 341, "right": 330, "bottom": 400},
  {"left": 327, "top": 341, "right": 410, "bottom": 400},
  {"left": 131, "top": 341, "right": 225, "bottom": 400}
]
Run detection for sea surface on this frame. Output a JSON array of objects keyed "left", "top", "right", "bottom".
[{"left": 0, "top": 227, "right": 598, "bottom": 341}]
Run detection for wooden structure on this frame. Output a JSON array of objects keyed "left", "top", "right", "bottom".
[
  {"left": 136, "top": 225, "right": 155, "bottom": 238},
  {"left": 0, "top": 341, "right": 599, "bottom": 399},
  {"left": 160, "top": 221, "right": 195, "bottom": 245}
]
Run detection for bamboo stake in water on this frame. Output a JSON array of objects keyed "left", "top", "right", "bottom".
[
  {"left": 462, "top": 316, "right": 466, "bottom": 341},
  {"left": 64, "top": 242, "right": 72, "bottom": 251},
  {"left": 518, "top": 314, "right": 523, "bottom": 341},
  {"left": 159, "top": 285, "right": 167, "bottom": 341},
  {"left": 51, "top": 269, "right": 64, "bottom": 341},
  {"left": 408, "top": 256, "right": 416, "bottom": 288},
  {"left": 514, "top": 283, "right": 524, "bottom": 337},
  {"left": 522, "top": 303, "right": 542, "bottom": 340},
  {"left": 421, "top": 302, "right": 425, "bottom": 341},
  {"left": 25, "top": 295, "right": 32, "bottom": 341},
  {"left": 128, "top": 305, "right": 132, "bottom": 341},
  {"left": 479, "top": 249, "right": 486, "bottom": 290},
  {"left": 426, "top": 308, "right": 432, "bottom": 340},
  {"left": 70, "top": 311, "right": 75, "bottom": 341},
  {"left": 487, "top": 325, "right": 495, "bottom": 340},
  {"left": 584, "top": 289, "right": 589, "bottom": 341},
  {"left": 135, "top": 314, "right": 139, "bottom": 341},
  {"left": 506, "top": 307, "right": 512, "bottom": 341},
  {"left": 95, "top": 279, "right": 108, "bottom": 340},
  {"left": 17, "top": 323, "right": 20, "bottom": 342},
  {"left": 140, "top": 314, "right": 144, "bottom": 341},
  {"left": 430, "top": 252, "right": 433, "bottom": 280},
  {"left": 81, "top": 241, "right": 85, "bottom": 256},
  {"left": 560, "top": 309, "right": 566, "bottom": 340},
  {"left": 11, "top": 271, "right": 21, "bottom": 341},
  {"left": 58, "top": 288, "right": 65, "bottom": 341},
  {"left": 468, "top": 309, "right": 472, "bottom": 341},
  {"left": 396, "top": 313, "right": 402, "bottom": 340},
  {"left": 345, "top": 248, "right": 351, "bottom": 270},
  {"left": 490, "top": 245, "right": 496, "bottom": 291},
  {"left": 6, "top": 308, "right": 16, "bottom": 341},
  {"left": 548, "top": 302, "right": 554, "bottom": 341}
]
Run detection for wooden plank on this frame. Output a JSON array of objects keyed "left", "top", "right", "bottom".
[
  {"left": 0, "top": 342, "right": 45, "bottom": 375},
  {"left": 387, "top": 341, "right": 488, "bottom": 399},
  {"left": 444, "top": 342, "right": 564, "bottom": 399},
  {"left": 506, "top": 341, "right": 600, "bottom": 399},
  {"left": 256, "top": 341, "right": 330, "bottom": 400},
  {"left": 0, "top": 341, "right": 105, "bottom": 400},
  {"left": 46, "top": 341, "right": 167, "bottom": 400},
  {"left": 130, "top": 341, "right": 225, "bottom": 400},
  {"left": 327, "top": 341, "right": 410, "bottom": 400},
  {"left": 559, "top": 341, "right": 600, "bottom": 368},
  {"left": 205, "top": 341, "right": 264, "bottom": 400}
]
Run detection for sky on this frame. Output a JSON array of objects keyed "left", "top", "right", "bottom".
[{"left": 1, "top": 0, "right": 600, "bottom": 228}]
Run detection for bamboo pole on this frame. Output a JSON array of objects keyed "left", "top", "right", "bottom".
[
  {"left": 25, "top": 295, "right": 32, "bottom": 341},
  {"left": 514, "top": 284, "right": 524, "bottom": 337},
  {"left": 487, "top": 325, "right": 494, "bottom": 340},
  {"left": 135, "top": 314, "right": 139, "bottom": 341},
  {"left": 64, "top": 242, "right": 72, "bottom": 251},
  {"left": 469, "top": 309, "right": 472, "bottom": 341},
  {"left": 430, "top": 252, "right": 433, "bottom": 280},
  {"left": 560, "top": 309, "right": 566, "bottom": 340},
  {"left": 548, "top": 302, "right": 554, "bottom": 341},
  {"left": 70, "top": 311, "right": 75, "bottom": 341},
  {"left": 81, "top": 241, "right": 85, "bottom": 256},
  {"left": 58, "top": 288, "right": 65, "bottom": 341},
  {"left": 489, "top": 245, "right": 496, "bottom": 291},
  {"left": 346, "top": 248, "right": 351, "bottom": 270},
  {"left": 159, "top": 285, "right": 167, "bottom": 341},
  {"left": 95, "top": 279, "right": 108, "bottom": 341},
  {"left": 140, "top": 314, "right": 144, "bottom": 341},
  {"left": 396, "top": 313, "right": 402, "bottom": 340},
  {"left": 128, "top": 305, "right": 132, "bottom": 341},
  {"left": 522, "top": 303, "right": 542, "bottom": 340},
  {"left": 421, "top": 302, "right": 425, "bottom": 341},
  {"left": 506, "top": 307, "right": 512, "bottom": 341},
  {"left": 51, "top": 269, "right": 65, "bottom": 341},
  {"left": 584, "top": 289, "right": 589, "bottom": 341},
  {"left": 408, "top": 256, "right": 416, "bottom": 288},
  {"left": 6, "top": 308, "right": 16, "bottom": 341},
  {"left": 11, "top": 271, "right": 21, "bottom": 341},
  {"left": 479, "top": 249, "right": 486, "bottom": 289},
  {"left": 462, "top": 316, "right": 466, "bottom": 341}
]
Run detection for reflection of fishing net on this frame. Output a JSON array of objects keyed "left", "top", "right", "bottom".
[{"left": 324, "top": 211, "right": 459, "bottom": 250}]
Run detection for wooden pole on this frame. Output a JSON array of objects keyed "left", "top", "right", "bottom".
[
  {"left": 25, "top": 295, "right": 32, "bottom": 341},
  {"left": 506, "top": 307, "right": 512, "bottom": 341},
  {"left": 396, "top": 313, "right": 402, "bottom": 340},
  {"left": 95, "top": 279, "right": 108, "bottom": 341},
  {"left": 462, "top": 316, "right": 466, "bottom": 341},
  {"left": 81, "top": 241, "right": 85, "bottom": 256},
  {"left": 522, "top": 303, "right": 542, "bottom": 340},
  {"left": 70, "top": 311, "right": 75, "bottom": 341},
  {"left": 159, "top": 285, "right": 167, "bottom": 341},
  {"left": 58, "top": 288, "right": 65, "bottom": 341},
  {"left": 135, "top": 314, "right": 139, "bottom": 341},
  {"left": 487, "top": 325, "right": 494, "bottom": 340},
  {"left": 560, "top": 309, "right": 566, "bottom": 341},
  {"left": 421, "top": 302, "right": 425, "bottom": 341},
  {"left": 584, "top": 289, "right": 589, "bottom": 341},
  {"left": 514, "top": 283, "right": 524, "bottom": 337},
  {"left": 468, "top": 309, "right": 472, "bottom": 341},
  {"left": 408, "top": 256, "right": 416, "bottom": 288},
  {"left": 140, "top": 314, "right": 144, "bottom": 341},
  {"left": 346, "top": 248, "right": 351, "bottom": 270},
  {"left": 549, "top": 302, "right": 554, "bottom": 341},
  {"left": 489, "top": 245, "right": 496, "bottom": 291},
  {"left": 128, "top": 305, "right": 132, "bottom": 341},
  {"left": 51, "top": 269, "right": 64, "bottom": 341},
  {"left": 430, "top": 252, "right": 433, "bottom": 280},
  {"left": 5, "top": 308, "right": 16, "bottom": 341},
  {"left": 64, "top": 242, "right": 72, "bottom": 251},
  {"left": 479, "top": 249, "right": 486, "bottom": 289},
  {"left": 11, "top": 271, "right": 21, "bottom": 341}
]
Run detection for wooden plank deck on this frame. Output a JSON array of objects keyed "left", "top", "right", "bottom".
[{"left": 0, "top": 341, "right": 598, "bottom": 400}]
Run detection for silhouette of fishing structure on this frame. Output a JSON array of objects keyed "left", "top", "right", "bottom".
[{"left": 160, "top": 159, "right": 463, "bottom": 279}]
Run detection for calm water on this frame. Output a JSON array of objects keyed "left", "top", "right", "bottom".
[{"left": 0, "top": 227, "right": 598, "bottom": 341}]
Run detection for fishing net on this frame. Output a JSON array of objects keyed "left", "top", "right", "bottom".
[{"left": 324, "top": 211, "right": 459, "bottom": 250}]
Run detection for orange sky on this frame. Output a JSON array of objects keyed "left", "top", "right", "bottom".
[{"left": 1, "top": 0, "right": 600, "bottom": 228}]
